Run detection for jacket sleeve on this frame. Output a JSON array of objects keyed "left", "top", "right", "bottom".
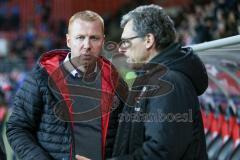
[
  {"left": 0, "top": 134, "right": 6, "bottom": 160},
  {"left": 109, "top": 74, "right": 200, "bottom": 160},
  {"left": 6, "top": 73, "right": 52, "bottom": 160}
]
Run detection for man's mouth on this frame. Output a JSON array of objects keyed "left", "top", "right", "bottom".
[
  {"left": 80, "top": 55, "right": 93, "bottom": 60},
  {"left": 82, "top": 56, "right": 91, "bottom": 60}
]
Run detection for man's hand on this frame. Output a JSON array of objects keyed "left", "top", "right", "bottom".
[{"left": 75, "top": 155, "right": 91, "bottom": 160}]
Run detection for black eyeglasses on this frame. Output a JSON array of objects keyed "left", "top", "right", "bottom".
[{"left": 119, "top": 35, "right": 145, "bottom": 49}]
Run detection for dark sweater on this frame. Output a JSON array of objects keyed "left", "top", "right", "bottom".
[{"left": 64, "top": 66, "right": 102, "bottom": 160}]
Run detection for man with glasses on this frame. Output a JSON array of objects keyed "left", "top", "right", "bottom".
[
  {"left": 110, "top": 4, "right": 208, "bottom": 160},
  {"left": 7, "top": 10, "right": 126, "bottom": 160}
]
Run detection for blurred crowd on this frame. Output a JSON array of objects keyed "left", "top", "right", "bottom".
[
  {"left": 0, "top": 0, "right": 67, "bottom": 110},
  {"left": 174, "top": 0, "right": 240, "bottom": 45},
  {"left": 0, "top": 0, "right": 239, "bottom": 109}
]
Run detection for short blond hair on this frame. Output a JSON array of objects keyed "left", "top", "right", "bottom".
[{"left": 68, "top": 10, "right": 104, "bottom": 33}]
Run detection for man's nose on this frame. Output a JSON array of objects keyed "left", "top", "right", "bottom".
[
  {"left": 83, "top": 38, "right": 91, "bottom": 50},
  {"left": 118, "top": 47, "right": 126, "bottom": 55}
]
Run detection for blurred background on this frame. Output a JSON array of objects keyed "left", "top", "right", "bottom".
[{"left": 0, "top": 0, "right": 239, "bottom": 159}]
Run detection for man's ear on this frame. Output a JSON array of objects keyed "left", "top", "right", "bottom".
[
  {"left": 145, "top": 33, "right": 155, "bottom": 49},
  {"left": 102, "top": 34, "right": 105, "bottom": 45},
  {"left": 66, "top": 34, "right": 71, "bottom": 48}
]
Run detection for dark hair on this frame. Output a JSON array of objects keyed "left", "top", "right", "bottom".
[{"left": 121, "top": 4, "right": 176, "bottom": 50}]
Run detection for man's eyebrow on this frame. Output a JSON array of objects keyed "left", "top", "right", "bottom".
[
  {"left": 121, "top": 37, "right": 127, "bottom": 40},
  {"left": 90, "top": 35, "right": 102, "bottom": 37},
  {"left": 75, "top": 34, "right": 84, "bottom": 36}
]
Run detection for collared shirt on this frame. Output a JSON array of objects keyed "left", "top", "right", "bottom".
[{"left": 63, "top": 52, "right": 97, "bottom": 78}]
